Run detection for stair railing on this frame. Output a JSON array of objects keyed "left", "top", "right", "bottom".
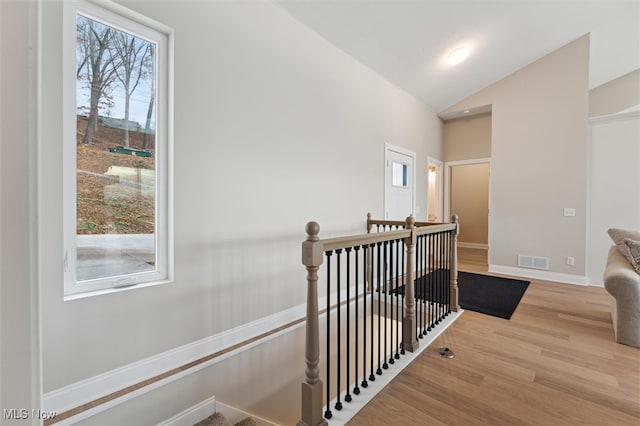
[
  {"left": 298, "top": 214, "right": 459, "bottom": 426},
  {"left": 367, "top": 211, "right": 444, "bottom": 232}
]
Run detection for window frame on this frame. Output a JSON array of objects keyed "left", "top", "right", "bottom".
[{"left": 63, "top": 0, "right": 173, "bottom": 299}]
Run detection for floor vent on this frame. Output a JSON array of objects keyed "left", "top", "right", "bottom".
[{"left": 518, "top": 254, "right": 550, "bottom": 270}]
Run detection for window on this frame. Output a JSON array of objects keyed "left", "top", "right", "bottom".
[
  {"left": 64, "top": 1, "right": 172, "bottom": 298},
  {"left": 392, "top": 161, "right": 408, "bottom": 187}
]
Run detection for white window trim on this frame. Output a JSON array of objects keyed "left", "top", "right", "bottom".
[{"left": 63, "top": 0, "right": 173, "bottom": 300}]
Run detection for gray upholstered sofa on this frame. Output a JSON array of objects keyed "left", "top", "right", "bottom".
[{"left": 603, "top": 229, "right": 640, "bottom": 348}]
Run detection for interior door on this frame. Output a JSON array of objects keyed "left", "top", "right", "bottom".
[{"left": 385, "top": 147, "right": 415, "bottom": 221}]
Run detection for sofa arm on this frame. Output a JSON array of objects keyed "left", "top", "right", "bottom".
[
  {"left": 604, "top": 246, "right": 640, "bottom": 300},
  {"left": 603, "top": 246, "right": 640, "bottom": 347}
]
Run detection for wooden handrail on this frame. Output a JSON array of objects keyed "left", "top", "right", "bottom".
[
  {"left": 319, "top": 229, "right": 410, "bottom": 251},
  {"left": 366, "top": 212, "right": 443, "bottom": 230}
]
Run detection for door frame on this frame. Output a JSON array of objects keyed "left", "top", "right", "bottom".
[
  {"left": 444, "top": 158, "right": 491, "bottom": 256},
  {"left": 384, "top": 143, "right": 416, "bottom": 220},
  {"left": 426, "top": 157, "right": 443, "bottom": 222}
]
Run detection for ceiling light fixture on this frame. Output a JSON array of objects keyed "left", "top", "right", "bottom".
[{"left": 447, "top": 46, "right": 470, "bottom": 66}]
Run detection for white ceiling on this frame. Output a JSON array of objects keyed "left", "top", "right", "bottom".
[{"left": 275, "top": 0, "right": 640, "bottom": 114}]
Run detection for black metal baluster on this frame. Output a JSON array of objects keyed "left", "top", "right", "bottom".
[
  {"left": 442, "top": 232, "right": 447, "bottom": 321},
  {"left": 425, "top": 235, "right": 430, "bottom": 337},
  {"left": 376, "top": 241, "right": 383, "bottom": 376},
  {"left": 428, "top": 233, "right": 434, "bottom": 332},
  {"left": 421, "top": 234, "right": 427, "bottom": 337},
  {"left": 417, "top": 235, "right": 421, "bottom": 335},
  {"left": 425, "top": 234, "right": 429, "bottom": 333},
  {"left": 361, "top": 244, "right": 368, "bottom": 389},
  {"left": 417, "top": 235, "right": 422, "bottom": 338},
  {"left": 400, "top": 238, "right": 405, "bottom": 355},
  {"left": 448, "top": 231, "right": 453, "bottom": 314},
  {"left": 354, "top": 245, "right": 361, "bottom": 395},
  {"left": 394, "top": 238, "right": 400, "bottom": 360},
  {"left": 369, "top": 243, "right": 376, "bottom": 382},
  {"left": 345, "top": 247, "right": 352, "bottom": 403},
  {"left": 445, "top": 232, "right": 451, "bottom": 316},
  {"left": 335, "top": 249, "right": 343, "bottom": 411},
  {"left": 325, "top": 251, "right": 333, "bottom": 420},
  {"left": 383, "top": 240, "right": 389, "bottom": 370},
  {"left": 440, "top": 232, "right": 449, "bottom": 320},
  {"left": 437, "top": 233, "right": 442, "bottom": 322},
  {"left": 437, "top": 232, "right": 443, "bottom": 324},
  {"left": 389, "top": 239, "right": 395, "bottom": 365},
  {"left": 423, "top": 235, "right": 428, "bottom": 335},
  {"left": 435, "top": 232, "right": 440, "bottom": 325},
  {"left": 418, "top": 235, "right": 424, "bottom": 340}
]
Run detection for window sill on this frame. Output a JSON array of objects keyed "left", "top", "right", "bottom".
[{"left": 64, "top": 278, "right": 172, "bottom": 302}]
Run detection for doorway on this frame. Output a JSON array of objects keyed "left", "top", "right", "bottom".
[
  {"left": 445, "top": 159, "right": 490, "bottom": 249},
  {"left": 384, "top": 144, "right": 415, "bottom": 221}
]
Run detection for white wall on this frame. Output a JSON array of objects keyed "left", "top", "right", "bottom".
[
  {"left": 1, "top": 1, "right": 41, "bottom": 423},
  {"left": 587, "top": 112, "right": 640, "bottom": 285},
  {"left": 35, "top": 0, "right": 441, "bottom": 419},
  {"left": 441, "top": 35, "right": 590, "bottom": 282}
]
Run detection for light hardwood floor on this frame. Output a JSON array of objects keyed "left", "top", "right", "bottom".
[{"left": 348, "top": 248, "right": 640, "bottom": 425}]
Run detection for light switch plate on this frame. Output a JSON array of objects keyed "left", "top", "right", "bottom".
[{"left": 563, "top": 208, "right": 576, "bottom": 217}]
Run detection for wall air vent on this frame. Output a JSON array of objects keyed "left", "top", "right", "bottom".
[{"left": 518, "top": 254, "right": 550, "bottom": 271}]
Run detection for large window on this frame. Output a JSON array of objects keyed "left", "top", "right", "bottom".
[{"left": 64, "top": 1, "right": 172, "bottom": 298}]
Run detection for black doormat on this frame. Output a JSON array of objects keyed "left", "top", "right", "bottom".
[{"left": 391, "top": 270, "right": 530, "bottom": 319}]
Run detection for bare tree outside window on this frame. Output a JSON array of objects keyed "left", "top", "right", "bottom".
[
  {"left": 111, "top": 30, "right": 152, "bottom": 148},
  {"left": 143, "top": 44, "right": 155, "bottom": 150},
  {"left": 76, "top": 15, "right": 118, "bottom": 146},
  {"left": 75, "top": 13, "right": 157, "bottom": 282}
]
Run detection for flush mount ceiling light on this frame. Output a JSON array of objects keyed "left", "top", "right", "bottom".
[{"left": 446, "top": 46, "right": 470, "bottom": 66}]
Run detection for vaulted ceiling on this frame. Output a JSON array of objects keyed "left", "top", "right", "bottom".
[{"left": 276, "top": 0, "right": 640, "bottom": 114}]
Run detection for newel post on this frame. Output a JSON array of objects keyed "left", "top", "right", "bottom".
[
  {"left": 450, "top": 215, "right": 460, "bottom": 312},
  {"left": 402, "top": 215, "right": 420, "bottom": 352},
  {"left": 298, "top": 222, "right": 328, "bottom": 426}
]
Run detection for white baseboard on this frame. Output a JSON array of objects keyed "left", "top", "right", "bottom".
[
  {"left": 158, "top": 396, "right": 216, "bottom": 426},
  {"left": 488, "top": 264, "right": 588, "bottom": 286},
  {"left": 215, "top": 402, "right": 277, "bottom": 426},
  {"left": 157, "top": 397, "right": 277, "bottom": 426}
]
